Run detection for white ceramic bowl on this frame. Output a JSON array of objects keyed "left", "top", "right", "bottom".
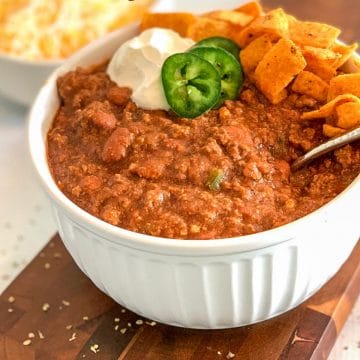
[
  {"left": 28, "top": 23, "right": 360, "bottom": 329},
  {"left": 0, "top": 52, "right": 62, "bottom": 106}
]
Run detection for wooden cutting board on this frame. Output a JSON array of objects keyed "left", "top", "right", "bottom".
[
  {"left": 1, "top": 1, "right": 359, "bottom": 359},
  {"left": 0, "top": 234, "right": 359, "bottom": 360}
]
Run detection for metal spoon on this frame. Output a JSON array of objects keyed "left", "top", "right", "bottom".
[{"left": 291, "top": 127, "right": 360, "bottom": 171}]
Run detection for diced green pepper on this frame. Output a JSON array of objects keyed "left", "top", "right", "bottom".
[{"left": 206, "top": 168, "right": 225, "bottom": 191}]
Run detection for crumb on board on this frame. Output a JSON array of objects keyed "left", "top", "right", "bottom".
[
  {"left": 83, "top": 316, "right": 89, "bottom": 321},
  {"left": 69, "top": 333, "right": 77, "bottom": 342},
  {"left": 38, "top": 330, "right": 45, "bottom": 339},
  {"left": 44, "top": 262, "right": 51, "bottom": 269},
  {"left": 90, "top": 344, "right": 100, "bottom": 354},
  {"left": 120, "top": 328, "right": 127, "bottom": 334},
  {"left": 114, "top": 325, "right": 119, "bottom": 331},
  {"left": 28, "top": 332, "right": 35, "bottom": 338},
  {"left": 62, "top": 300, "right": 70, "bottom": 306},
  {"left": 135, "top": 319, "right": 144, "bottom": 326},
  {"left": 8, "top": 308, "right": 13, "bottom": 313},
  {"left": 23, "top": 339, "right": 31, "bottom": 346},
  {"left": 42, "top": 303, "right": 50, "bottom": 312},
  {"left": 145, "top": 321, "right": 157, "bottom": 326},
  {"left": 114, "top": 317, "right": 120, "bottom": 322},
  {"left": 226, "top": 351, "right": 235, "bottom": 359},
  {"left": 8, "top": 296, "right": 15, "bottom": 303},
  {"left": 66, "top": 324, "right": 73, "bottom": 330},
  {"left": 121, "top": 309, "right": 126, "bottom": 313}
]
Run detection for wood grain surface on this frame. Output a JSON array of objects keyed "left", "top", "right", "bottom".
[
  {"left": 1, "top": 1, "right": 360, "bottom": 359},
  {"left": 0, "top": 235, "right": 359, "bottom": 360}
]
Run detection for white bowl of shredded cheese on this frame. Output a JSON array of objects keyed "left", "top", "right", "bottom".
[{"left": 0, "top": 0, "right": 153, "bottom": 106}]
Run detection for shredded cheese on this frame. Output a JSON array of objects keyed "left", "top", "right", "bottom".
[{"left": 0, "top": 0, "right": 153, "bottom": 60}]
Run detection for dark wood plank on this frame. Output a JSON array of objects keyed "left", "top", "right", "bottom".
[{"left": 0, "top": 235, "right": 359, "bottom": 360}]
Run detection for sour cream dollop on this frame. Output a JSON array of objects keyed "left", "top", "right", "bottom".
[{"left": 107, "top": 28, "right": 195, "bottom": 110}]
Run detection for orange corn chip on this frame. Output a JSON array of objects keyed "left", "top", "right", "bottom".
[
  {"left": 292, "top": 71, "right": 329, "bottom": 102},
  {"left": 302, "top": 46, "right": 340, "bottom": 82},
  {"left": 336, "top": 102, "right": 360, "bottom": 129},
  {"left": 289, "top": 20, "right": 340, "bottom": 48},
  {"left": 328, "top": 73, "right": 360, "bottom": 100},
  {"left": 140, "top": 12, "right": 197, "bottom": 37},
  {"left": 303, "top": 46, "right": 341, "bottom": 67},
  {"left": 341, "top": 56, "right": 360, "bottom": 74},
  {"left": 236, "top": 8, "right": 289, "bottom": 48},
  {"left": 187, "top": 17, "right": 235, "bottom": 42},
  {"left": 286, "top": 14, "right": 297, "bottom": 25},
  {"left": 323, "top": 124, "right": 346, "bottom": 137},
  {"left": 240, "top": 34, "right": 273, "bottom": 75},
  {"left": 301, "top": 94, "right": 360, "bottom": 120},
  {"left": 270, "top": 89, "right": 288, "bottom": 104},
  {"left": 235, "top": 1, "right": 263, "bottom": 18},
  {"left": 254, "top": 38, "right": 306, "bottom": 104},
  {"left": 205, "top": 10, "right": 253, "bottom": 28},
  {"left": 331, "top": 43, "right": 358, "bottom": 70}
]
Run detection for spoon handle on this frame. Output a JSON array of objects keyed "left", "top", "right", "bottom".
[{"left": 292, "top": 127, "right": 360, "bottom": 171}]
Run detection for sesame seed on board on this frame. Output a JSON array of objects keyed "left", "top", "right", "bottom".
[
  {"left": 42, "top": 303, "right": 50, "bottom": 312},
  {"left": 226, "top": 351, "right": 235, "bottom": 359},
  {"left": 145, "top": 321, "right": 157, "bottom": 326},
  {"left": 90, "top": 344, "right": 99, "bottom": 353}
]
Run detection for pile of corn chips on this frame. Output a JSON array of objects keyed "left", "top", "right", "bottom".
[
  {"left": 0, "top": 0, "right": 153, "bottom": 60},
  {"left": 141, "top": 1, "right": 360, "bottom": 137}
]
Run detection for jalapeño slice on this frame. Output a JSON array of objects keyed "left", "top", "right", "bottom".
[
  {"left": 189, "top": 46, "right": 243, "bottom": 107},
  {"left": 192, "top": 36, "right": 240, "bottom": 60},
  {"left": 161, "top": 52, "right": 221, "bottom": 118}
]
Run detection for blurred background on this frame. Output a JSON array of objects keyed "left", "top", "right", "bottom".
[{"left": 263, "top": 0, "right": 359, "bottom": 43}]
